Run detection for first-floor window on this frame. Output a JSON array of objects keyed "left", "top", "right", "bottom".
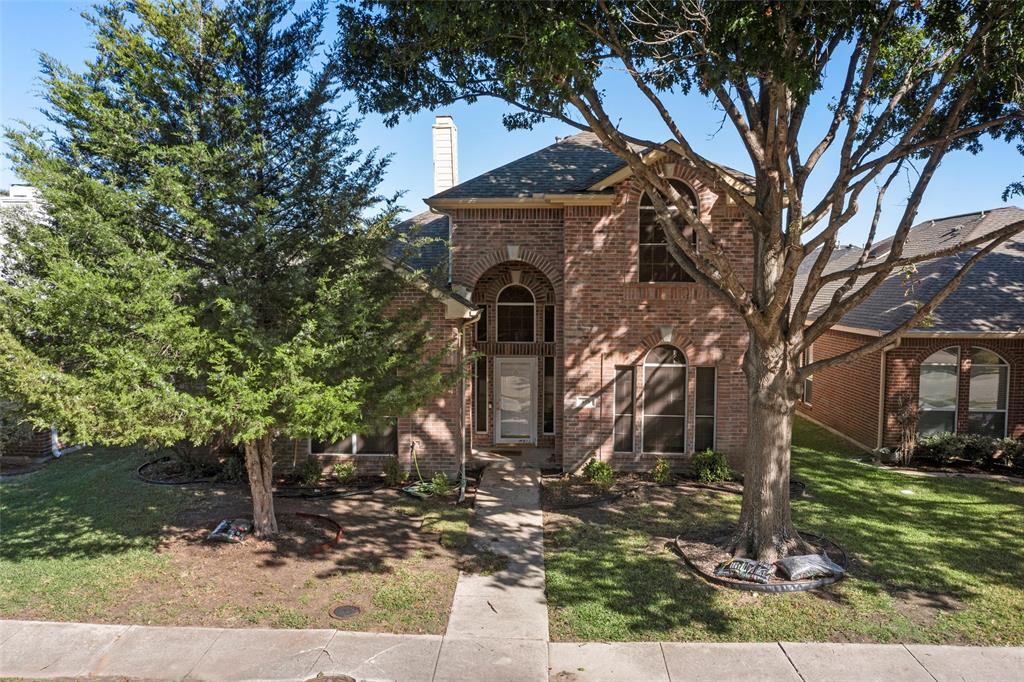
[
  {"left": 474, "top": 356, "right": 488, "bottom": 433},
  {"left": 543, "top": 357, "right": 555, "bottom": 434},
  {"left": 798, "top": 346, "right": 813, "bottom": 404},
  {"left": 312, "top": 419, "right": 398, "bottom": 455},
  {"left": 613, "top": 366, "right": 635, "bottom": 452},
  {"left": 642, "top": 345, "right": 687, "bottom": 453},
  {"left": 919, "top": 347, "right": 959, "bottom": 436},
  {"left": 695, "top": 367, "right": 716, "bottom": 451},
  {"left": 968, "top": 347, "right": 1009, "bottom": 437}
]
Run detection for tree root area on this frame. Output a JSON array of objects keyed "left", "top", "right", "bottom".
[{"left": 672, "top": 526, "right": 848, "bottom": 593}]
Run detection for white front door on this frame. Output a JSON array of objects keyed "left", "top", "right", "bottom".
[{"left": 494, "top": 357, "right": 537, "bottom": 444}]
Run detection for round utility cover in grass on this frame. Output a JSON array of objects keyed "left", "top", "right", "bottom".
[{"left": 329, "top": 604, "right": 362, "bottom": 620}]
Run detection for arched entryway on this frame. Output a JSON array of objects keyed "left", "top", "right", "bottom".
[{"left": 469, "top": 261, "right": 560, "bottom": 459}]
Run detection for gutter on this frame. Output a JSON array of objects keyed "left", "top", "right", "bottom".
[{"left": 457, "top": 309, "right": 483, "bottom": 502}]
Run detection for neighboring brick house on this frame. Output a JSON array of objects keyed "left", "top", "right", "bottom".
[
  {"left": 795, "top": 209, "right": 1024, "bottom": 451},
  {"left": 308, "top": 116, "right": 756, "bottom": 475}
]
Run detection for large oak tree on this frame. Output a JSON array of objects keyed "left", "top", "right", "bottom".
[
  {"left": 1, "top": 0, "right": 452, "bottom": 536},
  {"left": 337, "top": 0, "right": 1024, "bottom": 560}
]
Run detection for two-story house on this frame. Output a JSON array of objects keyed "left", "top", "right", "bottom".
[{"left": 306, "top": 116, "right": 754, "bottom": 476}]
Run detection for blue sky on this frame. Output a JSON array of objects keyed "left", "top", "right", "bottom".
[{"left": 2, "top": 0, "right": 1021, "bottom": 247}]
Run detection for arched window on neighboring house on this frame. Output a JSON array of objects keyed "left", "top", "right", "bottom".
[
  {"left": 496, "top": 285, "right": 535, "bottom": 342},
  {"left": 639, "top": 179, "right": 698, "bottom": 283},
  {"left": 918, "top": 347, "right": 959, "bottom": 436},
  {"left": 642, "top": 345, "right": 687, "bottom": 453},
  {"left": 968, "top": 348, "right": 1009, "bottom": 437}
]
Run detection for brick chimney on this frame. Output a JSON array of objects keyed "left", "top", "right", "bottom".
[{"left": 432, "top": 115, "right": 458, "bottom": 195}]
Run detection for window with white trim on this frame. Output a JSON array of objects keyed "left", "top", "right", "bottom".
[
  {"left": 968, "top": 347, "right": 1008, "bottom": 437},
  {"left": 798, "top": 346, "right": 813, "bottom": 404},
  {"left": 642, "top": 345, "right": 687, "bottom": 453},
  {"left": 543, "top": 356, "right": 555, "bottom": 434},
  {"left": 312, "top": 419, "right": 398, "bottom": 455},
  {"left": 639, "top": 179, "right": 698, "bottom": 283},
  {"left": 918, "top": 347, "right": 959, "bottom": 436},
  {"left": 496, "top": 285, "right": 534, "bottom": 342},
  {"left": 474, "top": 356, "right": 488, "bottom": 433}
]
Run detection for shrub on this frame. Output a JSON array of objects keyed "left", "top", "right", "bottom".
[
  {"left": 383, "top": 455, "right": 406, "bottom": 486},
  {"left": 692, "top": 449, "right": 732, "bottom": 484},
  {"left": 298, "top": 458, "right": 322, "bottom": 486},
  {"left": 430, "top": 472, "right": 451, "bottom": 496},
  {"left": 914, "top": 432, "right": 1023, "bottom": 470},
  {"left": 582, "top": 458, "right": 615, "bottom": 488},
  {"left": 652, "top": 457, "right": 672, "bottom": 484},
  {"left": 332, "top": 461, "right": 356, "bottom": 484},
  {"left": 914, "top": 433, "right": 965, "bottom": 464},
  {"left": 996, "top": 437, "right": 1024, "bottom": 470}
]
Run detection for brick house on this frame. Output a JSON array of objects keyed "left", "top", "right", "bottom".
[
  {"left": 795, "top": 209, "right": 1024, "bottom": 451},
  {"left": 305, "top": 116, "right": 755, "bottom": 476}
]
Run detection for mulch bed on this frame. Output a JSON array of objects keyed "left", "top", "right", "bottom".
[
  {"left": 137, "top": 456, "right": 215, "bottom": 485},
  {"left": 673, "top": 526, "right": 848, "bottom": 593}
]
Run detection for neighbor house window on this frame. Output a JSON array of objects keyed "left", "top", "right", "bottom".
[
  {"left": 474, "top": 356, "right": 488, "bottom": 433},
  {"left": 968, "top": 348, "right": 1008, "bottom": 437},
  {"left": 544, "top": 304, "right": 555, "bottom": 343},
  {"left": 918, "top": 347, "right": 959, "bottom": 436},
  {"left": 496, "top": 285, "right": 534, "bottom": 342},
  {"left": 639, "top": 178, "right": 698, "bottom": 283},
  {"left": 695, "top": 367, "right": 716, "bottom": 452},
  {"left": 642, "top": 345, "right": 687, "bottom": 453},
  {"left": 613, "top": 366, "right": 635, "bottom": 452},
  {"left": 312, "top": 419, "right": 397, "bottom": 455},
  {"left": 476, "top": 305, "right": 488, "bottom": 342},
  {"left": 543, "top": 356, "right": 555, "bottom": 434}
]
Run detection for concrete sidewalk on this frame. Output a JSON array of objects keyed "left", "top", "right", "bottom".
[{"left": 2, "top": 619, "right": 1023, "bottom": 681}]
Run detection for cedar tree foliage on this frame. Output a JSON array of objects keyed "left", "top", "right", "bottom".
[
  {"left": 1, "top": 0, "right": 454, "bottom": 536},
  {"left": 336, "top": 0, "right": 1024, "bottom": 560}
]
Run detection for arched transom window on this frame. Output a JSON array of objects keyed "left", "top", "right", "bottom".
[
  {"left": 639, "top": 179, "right": 698, "bottom": 283},
  {"left": 918, "top": 347, "right": 959, "bottom": 436},
  {"left": 968, "top": 348, "right": 1009, "bottom": 437},
  {"left": 496, "top": 285, "right": 535, "bottom": 342},
  {"left": 642, "top": 345, "right": 687, "bottom": 453}
]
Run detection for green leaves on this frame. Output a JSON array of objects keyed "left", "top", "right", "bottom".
[{"left": 2, "top": 0, "right": 452, "bottom": 452}]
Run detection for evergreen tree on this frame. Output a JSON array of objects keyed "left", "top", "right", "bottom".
[{"left": 1, "top": 0, "right": 452, "bottom": 536}]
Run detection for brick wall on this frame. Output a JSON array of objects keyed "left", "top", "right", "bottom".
[
  {"left": 883, "top": 337, "right": 1024, "bottom": 446},
  {"left": 796, "top": 329, "right": 882, "bottom": 450},
  {"left": 2, "top": 427, "right": 53, "bottom": 459}
]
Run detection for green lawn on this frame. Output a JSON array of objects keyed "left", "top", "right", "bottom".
[
  {"left": 0, "top": 447, "right": 197, "bottom": 621},
  {"left": 545, "top": 417, "right": 1024, "bottom": 644}
]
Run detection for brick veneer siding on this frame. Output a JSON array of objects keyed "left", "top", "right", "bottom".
[
  {"left": 882, "top": 336, "right": 1024, "bottom": 446},
  {"left": 2, "top": 427, "right": 53, "bottom": 459},
  {"left": 444, "top": 164, "right": 754, "bottom": 473},
  {"left": 796, "top": 329, "right": 882, "bottom": 450}
]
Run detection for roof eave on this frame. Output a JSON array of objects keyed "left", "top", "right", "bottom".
[
  {"left": 426, "top": 193, "right": 617, "bottom": 210},
  {"left": 380, "top": 255, "right": 477, "bottom": 320},
  {"left": 815, "top": 322, "right": 1024, "bottom": 339}
]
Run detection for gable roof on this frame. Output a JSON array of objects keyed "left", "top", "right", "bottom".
[
  {"left": 796, "top": 207, "right": 1024, "bottom": 335},
  {"left": 389, "top": 209, "right": 450, "bottom": 272},
  {"left": 428, "top": 131, "right": 753, "bottom": 202}
]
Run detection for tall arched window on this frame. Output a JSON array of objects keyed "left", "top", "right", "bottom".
[
  {"left": 642, "top": 345, "right": 687, "bottom": 453},
  {"left": 968, "top": 348, "right": 1009, "bottom": 437},
  {"left": 918, "top": 347, "right": 959, "bottom": 436},
  {"left": 639, "top": 178, "right": 698, "bottom": 283},
  {"left": 496, "top": 285, "right": 534, "bottom": 342}
]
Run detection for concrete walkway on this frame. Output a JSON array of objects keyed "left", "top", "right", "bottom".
[
  {"left": 440, "top": 460, "right": 549, "bottom": 680},
  {"left": 2, "top": 619, "right": 1022, "bottom": 681}
]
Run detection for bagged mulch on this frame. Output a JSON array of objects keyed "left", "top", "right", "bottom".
[
  {"left": 774, "top": 553, "right": 845, "bottom": 581},
  {"left": 714, "top": 558, "right": 775, "bottom": 584},
  {"left": 206, "top": 518, "right": 253, "bottom": 543}
]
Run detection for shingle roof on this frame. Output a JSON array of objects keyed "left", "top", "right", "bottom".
[
  {"left": 429, "top": 131, "right": 754, "bottom": 200},
  {"left": 388, "top": 210, "right": 449, "bottom": 272},
  {"left": 796, "top": 207, "right": 1024, "bottom": 334}
]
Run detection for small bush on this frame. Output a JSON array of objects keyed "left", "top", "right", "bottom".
[
  {"left": 430, "top": 472, "right": 451, "bottom": 496},
  {"left": 692, "top": 449, "right": 732, "bottom": 484},
  {"left": 582, "top": 458, "right": 615, "bottom": 488},
  {"left": 996, "top": 437, "right": 1024, "bottom": 471},
  {"left": 219, "top": 455, "right": 247, "bottom": 483},
  {"left": 332, "top": 461, "right": 356, "bottom": 484},
  {"left": 298, "top": 458, "right": 322, "bottom": 486},
  {"left": 383, "top": 455, "right": 407, "bottom": 486},
  {"left": 652, "top": 457, "right": 672, "bottom": 484},
  {"left": 914, "top": 432, "right": 1024, "bottom": 471},
  {"left": 915, "top": 433, "right": 964, "bottom": 464}
]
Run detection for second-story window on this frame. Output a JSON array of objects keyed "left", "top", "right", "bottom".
[
  {"left": 497, "top": 285, "right": 534, "bottom": 342},
  {"left": 639, "top": 178, "right": 698, "bottom": 283}
]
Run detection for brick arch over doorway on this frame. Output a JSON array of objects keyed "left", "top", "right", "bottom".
[
  {"left": 469, "top": 260, "right": 563, "bottom": 463},
  {"left": 460, "top": 245, "right": 564, "bottom": 293}
]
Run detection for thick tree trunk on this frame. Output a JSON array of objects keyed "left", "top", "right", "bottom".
[
  {"left": 244, "top": 433, "right": 278, "bottom": 537},
  {"left": 731, "top": 337, "right": 808, "bottom": 563}
]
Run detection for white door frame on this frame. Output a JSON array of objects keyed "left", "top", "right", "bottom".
[{"left": 494, "top": 356, "right": 538, "bottom": 444}]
